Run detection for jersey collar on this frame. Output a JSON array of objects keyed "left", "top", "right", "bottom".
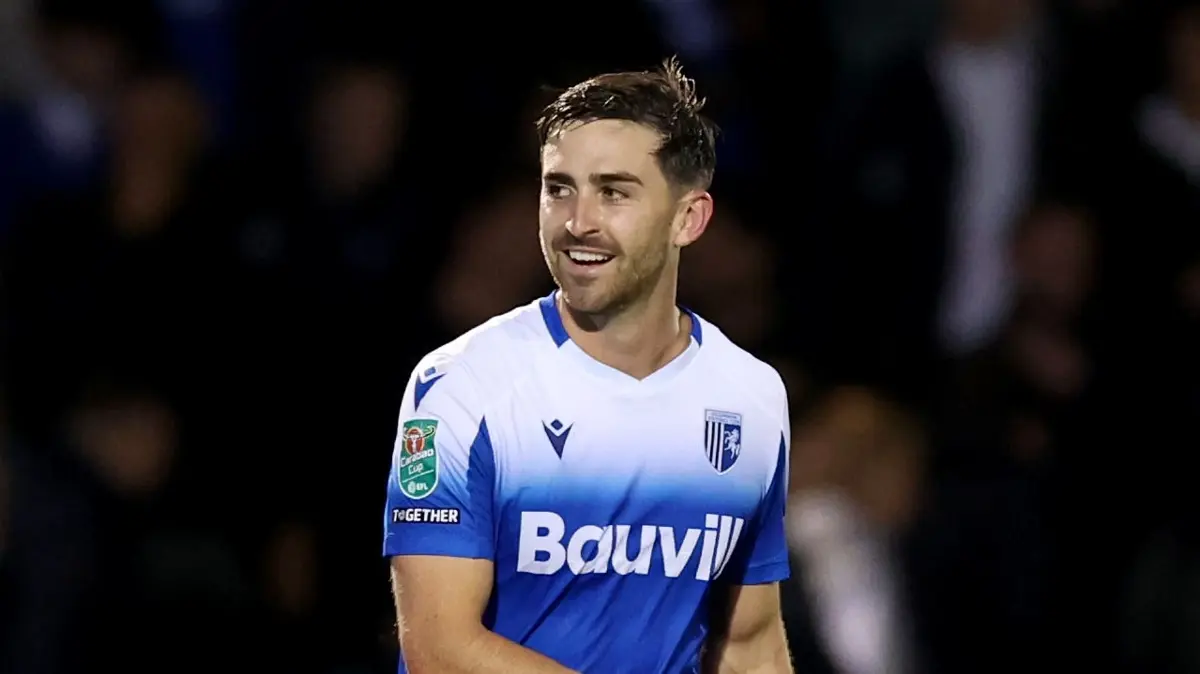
[
  {"left": 538, "top": 290, "right": 704, "bottom": 390},
  {"left": 538, "top": 290, "right": 703, "bottom": 348}
]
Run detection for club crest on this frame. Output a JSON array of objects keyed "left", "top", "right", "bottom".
[{"left": 704, "top": 409, "right": 743, "bottom": 474}]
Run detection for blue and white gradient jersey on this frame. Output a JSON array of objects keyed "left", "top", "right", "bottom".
[{"left": 383, "top": 292, "right": 791, "bottom": 673}]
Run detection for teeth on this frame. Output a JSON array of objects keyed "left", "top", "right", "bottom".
[{"left": 568, "top": 251, "right": 612, "bottom": 263}]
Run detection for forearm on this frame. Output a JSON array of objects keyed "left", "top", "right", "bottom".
[
  {"left": 404, "top": 626, "right": 579, "bottom": 674},
  {"left": 705, "top": 647, "right": 792, "bottom": 674}
]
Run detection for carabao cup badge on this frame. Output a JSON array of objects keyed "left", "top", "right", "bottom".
[{"left": 398, "top": 419, "right": 440, "bottom": 499}]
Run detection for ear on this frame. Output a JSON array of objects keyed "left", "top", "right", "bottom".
[{"left": 672, "top": 191, "right": 714, "bottom": 247}]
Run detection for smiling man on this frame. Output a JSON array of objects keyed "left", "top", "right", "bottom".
[{"left": 382, "top": 58, "right": 793, "bottom": 674}]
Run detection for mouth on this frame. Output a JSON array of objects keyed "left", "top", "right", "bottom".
[{"left": 563, "top": 249, "right": 615, "bottom": 269}]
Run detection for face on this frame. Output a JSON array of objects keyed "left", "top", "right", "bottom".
[
  {"left": 115, "top": 75, "right": 205, "bottom": 168},
  {"left": 72, "top": 395, "right": 177, "bottom": 498},
  {"left": 1012, "top": 206, "right": 1095, "bottom": 313},
  {"left": 539, "top": 119, "right": 711, "bottom": 315},
  {"left": 311, "top": 67, "right": 405, "bottom": 196},
  {"left": 41, "top": 25, "right": 125, "bottom": 103}
]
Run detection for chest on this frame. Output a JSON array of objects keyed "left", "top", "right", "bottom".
[
  {"left": 486, "top": 375, "right": 777, "bottom": 547},
  {"left": 502, "top": 372, "right": 772, "bottom": 475}
]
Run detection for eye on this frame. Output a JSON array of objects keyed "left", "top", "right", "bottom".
[
  {"left": 543, "top": 183, "right": 571, "bottom": 200},
  {"left": 600, "top": 186, "right": 627, "bottom": 201}
]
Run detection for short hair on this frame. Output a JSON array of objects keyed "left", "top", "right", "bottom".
[{"left": 535, "top": 57, "right": 718, "bottom": 190}]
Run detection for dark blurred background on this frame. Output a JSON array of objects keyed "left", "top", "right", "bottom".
[{"left": 1, "top": 0, "right": 1199, "bottom": 672}]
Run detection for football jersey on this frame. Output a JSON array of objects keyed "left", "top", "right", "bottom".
[{"left": 382, "top": 291, "right": 791, "bottom": 673}]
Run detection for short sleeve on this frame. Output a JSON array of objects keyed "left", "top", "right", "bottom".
[
  {"left": 382, "top": 363, "right": 496, "bottom": 559},
  {"left": 722, "top": 431, "right": 791, "bottom": 585}
]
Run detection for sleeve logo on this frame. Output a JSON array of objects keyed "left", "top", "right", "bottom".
[{"left": 398, "top": 419, "right": 440, "bottom": 499}]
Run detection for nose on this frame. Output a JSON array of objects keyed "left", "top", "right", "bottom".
[{"left": 565, "top": 195, "right": 601, "bottom": 240}]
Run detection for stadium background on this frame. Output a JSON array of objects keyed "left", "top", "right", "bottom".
[{"left": 2, "top": 0, "right": 1200, "bottom": 672}]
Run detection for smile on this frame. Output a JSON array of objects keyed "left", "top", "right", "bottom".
[{"left": 565, "top": 250, "right": 614, "bottom": 266}]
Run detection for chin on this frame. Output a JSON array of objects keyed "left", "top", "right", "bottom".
[{"left": 558, "top": 285, "right": 619, "bottom": 316}]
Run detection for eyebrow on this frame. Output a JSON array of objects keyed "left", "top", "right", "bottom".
[{"left": 542, "top": 171, "right": 644, "bottom": 187}]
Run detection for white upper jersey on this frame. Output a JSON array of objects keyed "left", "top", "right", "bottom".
[{"left": 383, "top": 291, "right": 791, "bottom": 674}]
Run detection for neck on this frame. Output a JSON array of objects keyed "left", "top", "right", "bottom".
[{"left": 559, "top": 277, "right": 690, "bottom": 380}]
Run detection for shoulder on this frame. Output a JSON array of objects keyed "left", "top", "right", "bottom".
[
  {"left": 405, "top": 297, "right": 553, "bottom": 410},
  {"left": 692, "top": 315, "right": 788, "bottom": 423}
]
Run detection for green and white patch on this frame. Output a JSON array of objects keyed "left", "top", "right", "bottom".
[{"left": 397, "top": 419, "right": 439, "bottom": 499}]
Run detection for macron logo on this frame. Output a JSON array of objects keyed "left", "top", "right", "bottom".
[
  {"left": 413, "top": 366, "right": 445, "bottom": 409},
  {"left": 542, "top": 419, "right": 571, "bottom": 458},
  {"left": 517, "top": 511, "right": 745, "bottom": 581}
]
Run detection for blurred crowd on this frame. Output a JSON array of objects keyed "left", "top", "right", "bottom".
[{"left": 1, "top": 0, "right": 1199, "bottom": 672}]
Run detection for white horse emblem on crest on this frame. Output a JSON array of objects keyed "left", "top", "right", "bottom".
[{"left": 723, "top": 428, "right": 741, "bottom": 457}]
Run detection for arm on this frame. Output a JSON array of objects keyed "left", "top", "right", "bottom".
[
  {"left": 706, "top": 421, "right": 794, "bottom": 674},
  {"left": 703, "top": 583, "right": 793, "bottom": 674},
  {"left": 382, "top": 360, "right": 577, "bottom": 674},
  {"left": 390, "top": 556, "right": 577, "bottom": 674}
]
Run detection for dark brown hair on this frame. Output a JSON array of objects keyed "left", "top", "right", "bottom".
[{"left": 535, "top": 57, "right": 718, "bottom": 190}]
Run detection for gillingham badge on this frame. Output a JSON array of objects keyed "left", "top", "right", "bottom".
[{"left": 704, "top": 409, "right": 743, "bottom": 474}]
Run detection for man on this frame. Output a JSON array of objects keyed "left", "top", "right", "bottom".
[{"left": 382, "top": 58, "right": 793, "bottom": 673}]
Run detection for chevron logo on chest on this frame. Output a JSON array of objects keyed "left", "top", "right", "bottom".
[{"left": 542, "top": 419, "right": 572, "bottom": 458}]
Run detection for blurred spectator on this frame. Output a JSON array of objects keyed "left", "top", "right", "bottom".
[
  {"left": 942, "top": 201, "right": 1098, "bottom": 465},
  {"left": 1, "top": 62, "right": 258, "bottom": 673},
  {"left": 67, "top": 375, "right": 254, "bottom": 673},
  {"left": 435, "top": 90, "right": 552, "bottom": 333},
  {"left": 67, "top": 378, "right": 178, "bottom": 500},
  {"left": 1096, "top": 0, "right": 1200, "bottom": 518},
  {"left": 0, "top": 2, "right": 131, "bottom": 236},
  {"left": 109, "top": 64, "right": 210, "bottom": 233},
  {"left": 1104, "top": 11, "right": 1200, "bottom": 667},
  {"left": 262, "top": 520, "right": 318, "bottom": 618},
  {"left": 1, "top": 374, "right": 209, "bottom": 674},
  {"left": 820, "top": 0, "right": 1068, "bottom": 404},
  {"left": 2, "top": 63, "right": 219, "bottom": 447},
  {"left": 1009, "top": 200, "right": 1097, "bottom": 321},
  {"left": 308, "top": 58, "right": 406, "bottom": 203},
  {"left": 1128, "top": 0, "right": 1200, "bottom": 342},
  {"left": 435, "top": 178, "right": 548, "bottom": 333},
  {"left": 917, "top": 200, "right": 1102, "bottom": 674},
  {"left": 223, "top": 51, "right": 443, "bottom": 671},
  {"left": 255, "top": 518, "right": 323, "bottom": 672},
  {"left": 782, "top": 387, "right": 927, "bottom": 674}
]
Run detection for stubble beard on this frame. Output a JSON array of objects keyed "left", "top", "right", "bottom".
[
  {"left": 560, "top": 244, "right": 670, "bottom": 319},
  {"left": 541, "top": 209, "right": 675, "bottom": 319}
]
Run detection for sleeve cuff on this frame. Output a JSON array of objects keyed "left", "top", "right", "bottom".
[{"left": 731, "top": 560, "right": 791, "bottom": 585}]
